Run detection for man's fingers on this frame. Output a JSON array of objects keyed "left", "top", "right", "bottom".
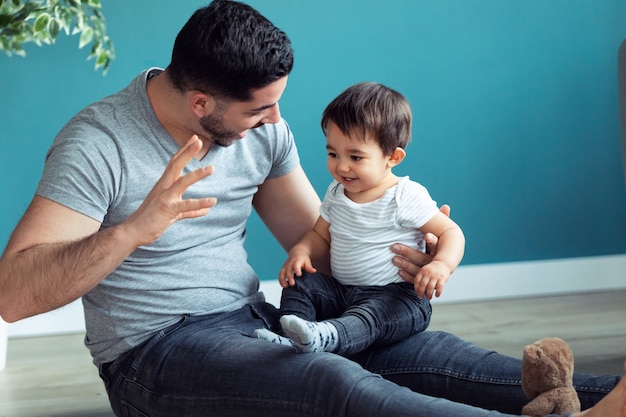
[
  {"left": 176, "top": 197, "right": 217, "bottom": 220},
  {"left": 174, "top": 135, "right": 203, "bottom": 159},
  {"left": 161, "top": 136, "right": 203, "bottom": 186},
  {"left": 397, "top": 268, "right": 416, "bottom": 284},
  {"left": 392, "top": 254, "right": 416, "bottom": 274},
  {"left": 391, "top": 244, "right": 431, "bottom": 272},
  {"left": 171, "top": 165, "right": 215, "bottom": 197},
  {"left": 439, "top": 204, "right": 451, "bottom": 218},
  {"left": 157, "top": 165, "right": 215, "bottom": 220}
]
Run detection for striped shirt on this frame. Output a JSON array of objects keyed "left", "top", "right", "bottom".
[{"left": 321, "top": 177, "right": 439, "bottom": 286}]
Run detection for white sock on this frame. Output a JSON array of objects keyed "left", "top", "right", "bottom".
[
  {"left": 252, "top": 328, "right": 295, "bottom": 348},
  {"left": 279, "top": 315, "right": 339, "bottom": 353}
]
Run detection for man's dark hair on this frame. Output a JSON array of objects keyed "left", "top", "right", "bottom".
[
  {"left": 321, "top": 82, "right": 413, "bottom": 155},
  {"left": 168, "top": 0, "right": 294, "bottom": 101}
]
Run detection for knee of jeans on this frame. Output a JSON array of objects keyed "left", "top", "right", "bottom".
[
  {"left": 416, "top": 313, "right": 431, "bottom": 332},
  {"left": 307, "top": 352, "right": 375, "bottom": 386}
]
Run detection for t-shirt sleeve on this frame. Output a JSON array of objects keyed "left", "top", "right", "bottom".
[
  {"left": 395, "top": 178, "right": 440, "bottom": 229},
  {"left": 265, "top": 118, "right": 300, "bottom": 180},
  {"left": 35, "top": 117, "right": 121, "bottom": 222},
  {"left": 319, "top": 181, "right": 340, "bottom": 223}
]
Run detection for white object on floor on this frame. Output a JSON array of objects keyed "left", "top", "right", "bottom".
[{"left": 0, "top": 319, "right": 7, "bottom": 371}]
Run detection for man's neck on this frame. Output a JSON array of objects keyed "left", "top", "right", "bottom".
[{"left": 146, "top": 69, "right": 211, "bottom": 159}]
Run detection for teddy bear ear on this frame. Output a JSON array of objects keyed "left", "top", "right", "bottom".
[
  {"left": 524, "top": 345, "right": 537, "bottom": 363},
  {"left": 523, "top": 344, "right": 541, "bottom": 363}
]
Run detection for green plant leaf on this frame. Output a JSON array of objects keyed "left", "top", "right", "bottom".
[
  {"left": 13, "top": 3, "right": 39, "bottom": 22},
  {"left": 1, "top": 0, "right": 114, "bottom": 74},
  {"left": 95, "top": 48, "right": 107, "bottom": 67},
  {"left": 47, "top": 17, "right": 59, "bottom": 40},
  {"left": 78, "top": 25, "right": 93, "bottom": 48},
  {"left": 0, "top": 13, "right": 15, "bottom": 28},
  {"left": 1, "top": 27, "right": 21, "bottom": 36},
  {"left": 58, "top": 6, "right": 71, "bottom": 25},
  {"left": 34, "top": 13, "right": 50, "bottom": 32}
]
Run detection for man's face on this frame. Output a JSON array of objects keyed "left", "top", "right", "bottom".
[{"left": 200, "top": 76, "right": 287, "bottom": 147}]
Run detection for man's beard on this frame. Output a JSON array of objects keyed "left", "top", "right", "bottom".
[{"left": 199, "top": 111, "right": 240, "bottom": 147}]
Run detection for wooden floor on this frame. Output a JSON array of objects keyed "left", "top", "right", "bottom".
[{"left": 0, "top": 289, "right": 624, "bottom": 417}]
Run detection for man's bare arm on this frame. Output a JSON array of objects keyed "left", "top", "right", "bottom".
[
  {"left": 253, "top": 166, "right": 329, "bottom": 271},
  {"left": 0, "top": 136, "right": 216, "bottom": 322},
  {"left": 0, "top": 197, "right": 139, "bottom": 322}
]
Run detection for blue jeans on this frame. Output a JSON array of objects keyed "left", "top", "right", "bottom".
[
  {"left": 99, "top": 302, "right": 619, "bottom": 417},
  {"left": 280, "top": 272, "right": 432, "bottom": 355}
]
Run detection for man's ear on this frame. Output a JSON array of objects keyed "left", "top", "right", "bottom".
[
  {"left": 388, "top": 147, "right": 406, "bottom": 167},
  {"left": 190, "top": 91, "right": 216, "bottom": 118}
]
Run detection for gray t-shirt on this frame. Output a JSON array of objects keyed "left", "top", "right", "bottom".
[{"left": 36, "top": 69, "right": 300, "bottom": 365}]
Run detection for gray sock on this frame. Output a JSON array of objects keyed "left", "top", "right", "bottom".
[
  {"left": 252, "top": 328, "right": 295, "bottom": 348},
  {"left": 279, "top": 315, "right": 339, "bottom": 353}
]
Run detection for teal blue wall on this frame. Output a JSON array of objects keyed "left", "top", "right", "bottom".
[{"left": 1, "top": 1, "right": 626, "bottom": 281}]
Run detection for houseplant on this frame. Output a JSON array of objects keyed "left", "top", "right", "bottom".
[{"left": 0, "top": 0, "right": 114, "bottom": 74}]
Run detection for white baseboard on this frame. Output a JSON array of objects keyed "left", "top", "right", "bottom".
[
  {"left": 7, "top": 300, "right": 85, "bottom": 338},
  {"left": 7, "top": 254, "right": 626, "bottom": 338}
]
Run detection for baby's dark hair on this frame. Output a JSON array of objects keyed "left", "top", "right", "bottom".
[{"left": 321, "top": 82, "right": 412, "bottom": 155}]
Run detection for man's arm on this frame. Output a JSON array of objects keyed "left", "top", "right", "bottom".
[
  {"left": 253, "top": 166, "right": 329, "bottom": 271},
  {"left": 0, "top": 196, "right": 138, "bottom": 322},
  {"left": 0, "top": 136, "right": 215, "bottom": 323}
]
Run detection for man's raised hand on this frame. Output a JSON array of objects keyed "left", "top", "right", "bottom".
[{"left": 123, "top": 136, "right": 217, "bottom": 246}]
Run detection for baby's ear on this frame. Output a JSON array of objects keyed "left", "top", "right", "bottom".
[{"left": 388, "top": 147, "right": 406, "bottom": 167}]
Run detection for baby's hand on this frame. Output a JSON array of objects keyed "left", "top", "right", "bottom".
[
  {"left": 278, "top": 254, "right": 316, "bottom": 288},
  {"left": 413, "top": 260, "right": 451, "bottom": 299}
]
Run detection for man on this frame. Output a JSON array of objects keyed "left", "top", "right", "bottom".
[{"left": 0, "top": 1, "right": 621, "bottom": 416}]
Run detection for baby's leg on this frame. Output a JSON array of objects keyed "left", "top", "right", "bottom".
[
  {"left": 280, "top": 315, "right": 339, "bottom": 353},
  {"left": 574, "top": 361, "right": 626, "bottom": 417},
  {"left": 252, "top": 328, "right": 294, "bottom": 347}
]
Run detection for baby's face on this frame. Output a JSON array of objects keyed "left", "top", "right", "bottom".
[{"left": 324, "top": 121, "right": 396, "bottom": 203}]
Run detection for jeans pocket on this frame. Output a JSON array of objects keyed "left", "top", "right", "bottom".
[
  {"left": 121, "top": 400, "right": 150, "bottom": 417},
  {"left": 98, "top": 361, "right": 112, "bottom": 386},
  {"left": 129, "top": 315, "right": 189, "bottom": 380},
  {"left": 99, "top": 359, "right": 125, "bottom": 404}
]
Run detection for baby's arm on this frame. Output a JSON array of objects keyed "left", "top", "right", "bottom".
[
  {"left": 278, "top": 216, "right": 331, "bottom": 288},
  {"left": 414, "top": 211, "right": 465, "bottom": 299}
]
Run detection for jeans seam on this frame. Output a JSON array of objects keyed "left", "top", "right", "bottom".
[{"left": 378, "top": 366, "right": 523, "bottom": 385}]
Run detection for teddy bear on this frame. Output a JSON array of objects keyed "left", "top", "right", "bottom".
[{"left": 521, "top": 337, "right": 581, "bottom": 417}]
